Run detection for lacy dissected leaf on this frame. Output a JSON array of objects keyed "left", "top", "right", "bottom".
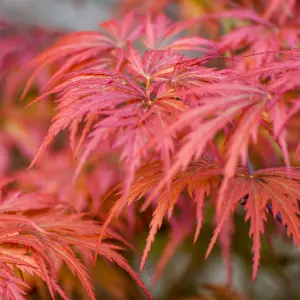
[
  {"left": 143, "top": 13, "right": 217, "bottom": 53},
  {"left": 169, "top": 58, "right": 231, "bottom": 99},
  {"left": 247, "top": 52, "right": 300, "bottom": 139},
  {"left": 240, "top": 51, "right": 300, "bottom": 162},
  {"left": 98, "top": 155, "right": 223, "bottom": 272},
  {"left": 207, "top": 167, "right": 300, "bottom": 280},
  {"left": 0, "top": 192, "right": 59, "bottom": 213},
  {"left": 221, "top": 25, "right": 282, "bottom": 69},
  {"left": 0, "top": 191, "right": 151, "bottom": 300},
  {"left": 17, "top": 6, "right": 300, "bottom": 290},
  {"left": 105, "top": 160, "right": 300, "bottom": 281},
  {"left": 148, "top": 82, "right": 270, "bottom": 209},
  {"left": 126, "top": 45, "right": 225, "bottom": 96},
  {"left": 22, "top": 11, "right": 218, "bottom": 100},
  {"left": 208, "top": 4, "right": 300, "bottom": 69},
  {"left": 26, "top": 66, "right": 188, "bottom": 214},
  {"left": 22, "top": 11, "right": 142, "bottom": 95},
  {"left": 126, "top": 45, "right": 183, "bottom": 83},
  {"left": 0, "top": 261, "right": 31, "bottom": 300}
]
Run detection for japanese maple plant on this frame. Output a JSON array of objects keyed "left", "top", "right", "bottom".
[{"left": 1, "top": 0, "right": 300, "bottom": 299}]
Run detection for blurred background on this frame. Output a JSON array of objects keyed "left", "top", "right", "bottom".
[
  {"left": 0, "top": 0, "right": 113, "bottom": 30},
  {"left": 0, "top": 1, "right": 300, "bottom": 299}
]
